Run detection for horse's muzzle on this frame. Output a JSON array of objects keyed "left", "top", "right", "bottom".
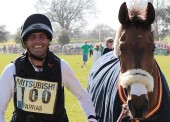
[{"left": 128, "top": 96, "right": 149, "bottom": 120}]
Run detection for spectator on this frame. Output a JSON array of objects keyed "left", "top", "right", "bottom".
[
  {"left": 99, "top": 43, "right": 104, "bottom": 56},
  {"left": 3, "top": 45, "right": 6, "bottom": 53},
  {"left": 89, "top": 43, "right": 93, "bottom": 58},
  {"left": 103, "top": 37, "right": 114, "bottom": 55},
  {"left": 81, "top": 41, "right": 92, "bottom": 68},
  {"left": 93, "top": 43, "right": 102, "bottom": 63}
]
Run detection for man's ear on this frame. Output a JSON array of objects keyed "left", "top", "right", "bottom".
[
  {"left": 48, "top": 41, "right": 51, "bottom": 46},
  {"left": 24, "top": 41, "right": 27, "bottom": 46}
]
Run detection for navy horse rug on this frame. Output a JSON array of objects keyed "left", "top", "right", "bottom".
[{"left": 87, "top": 51, "right": 170, "bottom": 122}]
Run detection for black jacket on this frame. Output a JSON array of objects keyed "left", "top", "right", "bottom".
[{"left": 11, "top": 51, "right": 68, "bottom": 122}]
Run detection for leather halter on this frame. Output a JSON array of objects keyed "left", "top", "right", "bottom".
[{"left": 118, "top": 64, "right": 162, "bottom": 121}]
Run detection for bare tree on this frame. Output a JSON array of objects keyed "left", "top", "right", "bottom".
[
  {"left": 148, "top": 0, "right": 153, "bottom": 4},
  {"left": 14, "top": 28, "right": 21, "bottom": 43},
  {"left": 90, "top": 24, "right": 116, "bottom": 42},
  {"left": 152, "top": 0, "right": 170, "bottom": 39},
  {"left": 0, "top": 25, "right": 9, "bottom": 42},
  {"left": 58, "top": 29, "right": 70, "bottom": 45},
  {"left": 157, "top": 5, "right": 170, "bottom": 39},
  {"left": 35, "top": 0, "right": 97, "bottom": 32}
]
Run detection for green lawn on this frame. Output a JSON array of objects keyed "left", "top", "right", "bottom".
[{"left": 0, "top": 54, "right": 169, "bottom": 122}]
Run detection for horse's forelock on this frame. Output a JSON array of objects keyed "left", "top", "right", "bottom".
[
  {"left": 128, "top": 0, "right": 147, "bottom": 18},
  {"left": 127, "top": 7, "right": 150, "bottom": 30},
  {"left": 129, "top": 8, "right": 146, "bottom": 21}
]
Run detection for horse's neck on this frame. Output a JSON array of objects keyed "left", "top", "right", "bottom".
[{"left": 148, "top": 61, "right": 159, "bottom": 109}]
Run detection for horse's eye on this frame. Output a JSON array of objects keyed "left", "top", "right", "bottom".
[
  {"left": 119, "top": 44, "right": 125, "bottom": 53},
  {"left": 152, "top": 46, "right": 156, "bottom": 52}
]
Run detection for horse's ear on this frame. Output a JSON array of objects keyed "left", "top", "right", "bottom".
[
  {"left": 146, "top": 2, "right": 155, "bottom": 24},
  {"left": 118, "top": 2, "right": 130, "bottom": 25}
]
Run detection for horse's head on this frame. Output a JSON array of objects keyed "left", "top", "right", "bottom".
[{"left": 115, "top": 2, "right": 155, "bottom": 120}]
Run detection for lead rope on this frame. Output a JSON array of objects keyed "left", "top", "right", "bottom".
[
  {"left": 117, "top": 103, "right": 141, "bottom": 122},
  {"left": 116, "top": 104, "right": 133, "bottom": 122}
]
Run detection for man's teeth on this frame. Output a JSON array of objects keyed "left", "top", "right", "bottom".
[{"left": 35, "top": 46, "right": 42, "bottom": 49}]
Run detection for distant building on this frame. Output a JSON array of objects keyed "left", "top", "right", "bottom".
[{"left": 154, "top": 41, "right": 170, "bottom": 55}]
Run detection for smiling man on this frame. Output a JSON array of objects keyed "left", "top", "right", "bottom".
[{"left": 0, "top": 14, "right": 97, "bottom": 122}]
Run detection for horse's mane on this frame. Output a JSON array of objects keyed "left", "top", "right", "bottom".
[{"left": 114, "top": 25, "right": 122, "bottom": 57}]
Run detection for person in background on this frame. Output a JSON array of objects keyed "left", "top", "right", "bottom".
[
  {"left": 0, "top": 14, "right": 97, "bottom": 122},
  {"left": 2, "top": 45, "right": 7, "bottom": 53},
  {"left": 93, "top": 43, "right": 102, "bottom": 63},
  {"left": 99, "top": 43, "right": 104, "bottom": 56},
  {"left": 103, "top": 37, "right": 114, "bottom": 55},
  {"left": 89, "top": 43, "right": 93, "bottom": 58},
  {"left": 81, "top": 41, "right": 92, "bottom": 68}
]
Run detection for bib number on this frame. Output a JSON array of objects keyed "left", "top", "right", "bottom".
[{"left": 15, "top": 76, "right": 58, "bottom": 114}]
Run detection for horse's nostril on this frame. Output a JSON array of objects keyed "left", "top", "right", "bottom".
[
  {"left": 128, "top": 96, "right": 149, "bottom": 119},
  {"left": 143, "top": 99, "right": 149, "bottom": 115},
  {"left": 128, "top": 100, "right": 135, "bottom": 116}
]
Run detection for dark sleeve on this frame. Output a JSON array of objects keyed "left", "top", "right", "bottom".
[{"left": 103, "top": 48, "right": 107, "bottom": 55}]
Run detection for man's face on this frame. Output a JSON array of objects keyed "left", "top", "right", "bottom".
[{"left": 25, "top": 32, "right": 50, "bottom": 58}]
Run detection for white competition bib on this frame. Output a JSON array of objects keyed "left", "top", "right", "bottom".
[{"left": 14, "top": 76, "right": 58, "bottom": 114}]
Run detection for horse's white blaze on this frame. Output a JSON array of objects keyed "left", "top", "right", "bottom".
[
  {"left": 120, "top": 69, "right": 154, "bottom": 92},
  {"left": 130, "top": 83, "right": 147, "bottom": 96}
]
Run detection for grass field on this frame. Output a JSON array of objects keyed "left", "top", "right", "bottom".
[{"left": 0, "top": 54, "right": 170, "bottom": 122}]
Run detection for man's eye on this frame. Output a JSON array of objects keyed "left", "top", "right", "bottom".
[
  {"left": 40, "top": 35, "right": 47, "bottom": 40},
  {"left": 28, "top": 36, "right": 36, "bottom": 40}
]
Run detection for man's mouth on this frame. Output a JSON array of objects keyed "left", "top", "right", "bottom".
[{"left": 34, "top": 45, "right": 43, "bottom": 49}]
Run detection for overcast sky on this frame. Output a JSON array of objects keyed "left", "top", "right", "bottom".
[
  {"left": 0, "top": 0, "right": 145, "bottom": 34},
  {"left": 0, "top": 0, "right": 37, "bottom": 34}
]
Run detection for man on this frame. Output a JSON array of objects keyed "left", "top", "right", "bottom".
[
  {"left": 81, "top": 41, "right": 92, "bottom": 68},
  {"left": 0, "top": 14, "right": 97, "bottom": 122}
]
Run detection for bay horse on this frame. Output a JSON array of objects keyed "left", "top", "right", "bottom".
[{"left": 87, "top": 2, "right": 170, "bottom": 122}]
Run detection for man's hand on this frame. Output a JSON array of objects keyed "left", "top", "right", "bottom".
[
  {"left": 87, "top": 115, "right": 97, "bottom": 122},
  {"left": 88, "top": 118, "right": 98, "bottom": 122}
]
